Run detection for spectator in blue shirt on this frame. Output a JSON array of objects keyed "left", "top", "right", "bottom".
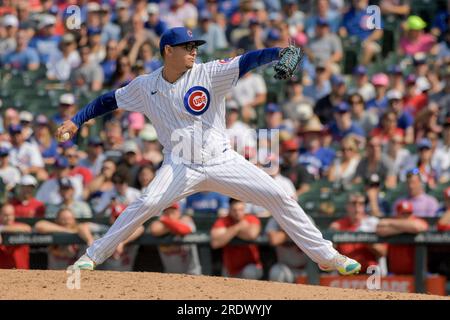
[
  {"left": 386, "top": 89, "right": 415, "bottom": 144},
  {"left": 144, "top": 3, "right": 169, "bottom": 38},
  {"left": 328, "top": 102, "right": 365, "bottom": 144},
  {"left": 28, "top": 14, "right": 61, "bottom": 65},
  {"left": 99, "top": 4, "right": 121, "bottom": 44},
  {"left": 193, "top": 10, "right": 228, "bottom": 56},
  {"left": 431, "top": 8, "right": 449, "bottom": 42},
  {"left": 339, "top": 0, "right": 383, "bottom": 65},
  {"left": 2, "top": 29, "right": 39, "bottom": 71},
  {"left": 185, "top": 192, "right": 230, "bottom": 216},
  {"left": 298, "top": 118, "right": 336, "bottom": 178},
  {"left": 305, "top": 0, "right": 341, "bottom": 37},
  {"left": 138, "top": 42, "right": 163, "bottom": 74},
  {"left": 101, "top": 40, "right": 119, "bottom": 85},
  {"left": 366, "top": 73, "right": 390, "bottom": 115}
]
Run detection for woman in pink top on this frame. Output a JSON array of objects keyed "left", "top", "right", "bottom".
[{"left": 399, "top": 15, "right": 437, "bottom": 56}]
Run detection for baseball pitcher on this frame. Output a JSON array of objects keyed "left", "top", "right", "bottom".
[{"left": 57, "top": 27, "right": 361, "bottom": 275}]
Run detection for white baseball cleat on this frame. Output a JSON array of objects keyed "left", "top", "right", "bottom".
[
  {"left": 318, "top": 254, "right": 361, "bottom": 275},
  {"left": 71, "top": 254, "right": 96, "bottom": 270}
]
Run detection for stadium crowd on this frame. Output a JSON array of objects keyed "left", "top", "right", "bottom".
[{"left": 0, "top": 0, "right": 450, "bottom": 285}]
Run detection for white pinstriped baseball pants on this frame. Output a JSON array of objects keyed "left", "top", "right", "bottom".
[{"left": 86, "top": 150, "right": 338, "bottom": 265}]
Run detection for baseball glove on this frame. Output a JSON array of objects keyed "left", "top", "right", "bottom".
[{"left": 273, "top": 45, "right": 304, "bottom": 80}]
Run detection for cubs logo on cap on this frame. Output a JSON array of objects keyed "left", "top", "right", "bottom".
[
  {"left": 183, "top": 86, "right": 210, "bottom": 116},
  {"left": 159, "top": 27, "right": 206, "bottom": 55}
]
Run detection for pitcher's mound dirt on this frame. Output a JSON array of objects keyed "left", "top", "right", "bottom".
[{"left": 0, "top": 270, "right": 447, "bottom": 300}]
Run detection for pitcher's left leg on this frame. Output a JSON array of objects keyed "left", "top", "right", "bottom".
[{"left": 205, "top": 153, "right": 360, "bottom": 274}]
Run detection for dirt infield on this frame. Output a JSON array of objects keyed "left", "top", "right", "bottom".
[{"left": 0, "top": 270, "right": 447, "bottom": 300}]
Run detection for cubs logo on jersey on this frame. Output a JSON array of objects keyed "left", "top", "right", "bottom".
[{"left": 183, "top": 86, "right": 210, "bottom": 115}]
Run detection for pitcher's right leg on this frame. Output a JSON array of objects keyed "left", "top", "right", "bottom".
[{"left": 83, "top": 161, "right": 205, "bottom": 265}]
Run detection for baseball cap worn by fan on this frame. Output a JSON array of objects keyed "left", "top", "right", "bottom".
[
  {"left": 59, "top": 177, "right": 73, "bottom": 189},
  {"left": 128, "top": 112, "right": 145, "bottom": 130},
  {"left": 2, "top": 15, "right": 19, "bottom": 28},
  {"left": 396, "top": 200, "right": 413, "bottom": 215},
  {"left": 0, "top": 147, "right": 10, "bottom": 157},
  {"left": 331, "top": 74, "right": 345, "bottom": 86},
  {"left": 371, "top": 73, "right": 389, "bottom": 87},
  {"left": 225, "top": 99, "right": 239, "bottom": 111},
  {"left": 122, "top": 141, "right": 139, "bottom": 154},
  {"left": 281, "top": 138, "right": 299, "bottom": 152},
  {"left": 417, "top": 138, "right": 432, "bottom": 150},
  {"left": 9, "top": 124, "right": 23, "bottom": 135},
  {"left": 87, "top": 27, "right": 102, "bottom": 36},
  {"left": 387, "top": 89, "right": 403, "bottom": 101},
  {"left": 19, "top": 111, "right": 33, "bottom": 123},
  {"left": 296, "top": 103, "right": 313, "bottom": 121},
  {"left": 334, "top": 102, "right": 350, "bottom": 113},
  {"left": 407, "top": 15, "right": 427, "bottom": 31},
  {"left": 316, "top": 17, "right": 329, "bottom": 27},
  {"left": 147, "top": 3, "right": 159, "bottom": 15},
  {"left": 159, "top": 27, "right": 206, "bottom": 55},
  {"left": 38, "top": 14, "right": 56, "bottom": 29},
  {"left": 444, "top": 187, "right": 450, "bottom": 199},
  {"left": 54, "top": 157, "right": 69, "bottom": 169},
  {"left": 59, "top": 93, "right": 75, "bottom": 105},
  {"left": 20, "top": 175, "right": 37, "bottom": 187},
  {"left": 265, "top": 103, "right": 281, "bottom": 113},
  {"left": 139, "top": 124, "right": 158, "bottom": 141},
  {"left": 353, "top": 65, "right": 367, "bottom": 76}
]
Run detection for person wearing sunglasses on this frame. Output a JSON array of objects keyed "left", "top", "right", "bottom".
[
  {"left": 329, "top": 192, "right": 387, "bottom": 273},
  {"left": 376, "top": 200, "right": 429, "bottom": 275},
  {"left": 393, "top": 168, "right": 440, "bottom": 218},
  {"left": 60, "top": 26, "right": 361, "bottom": 275}
]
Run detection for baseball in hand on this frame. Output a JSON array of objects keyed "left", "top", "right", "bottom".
[{"left": 61, "top": 132, "right": 71, "bottom": 142}]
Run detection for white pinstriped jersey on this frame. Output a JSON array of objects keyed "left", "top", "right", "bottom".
[{"left": 115, "top": 56, "right": 242, "bottom": 164}]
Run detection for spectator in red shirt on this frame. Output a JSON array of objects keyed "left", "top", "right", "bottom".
[
  {"left": 9, "top": 175, "right": 45, "bottom": 218},
  {"left": 35, "top": 208, "right": 93, "bottom": 270},
  {"left": 64, "top": 144, "right": 94, "bottom": 186},
  {"left": 403, "top": 74, "right": 428, "bottom": 116},
  {"left": 437, "top": 187, "right": 450, "bottom": 231},
  {"left": 149, "top": 202, "right": 202, "bottom": 275},
  {"left": 376, "top": 200, "right": 428, "bottom": 274},
  {"left": 329, "top": 193, "right": 387, "bottom": 272},
  {"left": 210, "top": 198, "right": 263, "bottom": 279},
  {"left": 371, "top": 111, "right": 405, "bottom": 145},
  {"left": 0, "top": 203, "right": 32, "bottom": 269}
]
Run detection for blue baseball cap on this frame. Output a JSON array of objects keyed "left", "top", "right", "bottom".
[
  {"left": 417, "top": 138, "right": 432, "bottom": 150},
  {"left": 353, "top": 65, "right": 367, "bottom": 75},
  {"left": 265, "top": 103, "right": 281, "bottom": 113},
  {"left": 54, "top": 156, "right": 69, "bottom": 169},
  {"left": 267, "top": 29, "right": 281, "bottom": 41},
  {"left": 334, "top": 102, "right": 350, "bottom": 113},
  {"left": 87, "top": 27, "right": 102, "bottom": 36},
  {"left": 159, "top": 27, "right": 206, "bottom": 55},
  {"left": 331, "top": 74, "right": 345, "bottom": 86},
  {"left": 387, "top": 65, "right": 402, "bottom": 75},
  {"left": 316, "top": 17, "right": 329, "bottom": 26},
  {"left": 9, "top": 124, "right": 23, "bottom": 135},
  {"left": 0, "top": 147, "right": 10, "bottom": 157},
  {"left": 199, "top": 10, "right": 212, "bottom": 21}
]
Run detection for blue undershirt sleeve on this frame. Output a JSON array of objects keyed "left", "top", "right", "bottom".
[
  {"left": 238, "top": 47, "right": 281, "bottom": 78},
  {"left": 71, "top": 90, "right": 118, "bottom": 128}
]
